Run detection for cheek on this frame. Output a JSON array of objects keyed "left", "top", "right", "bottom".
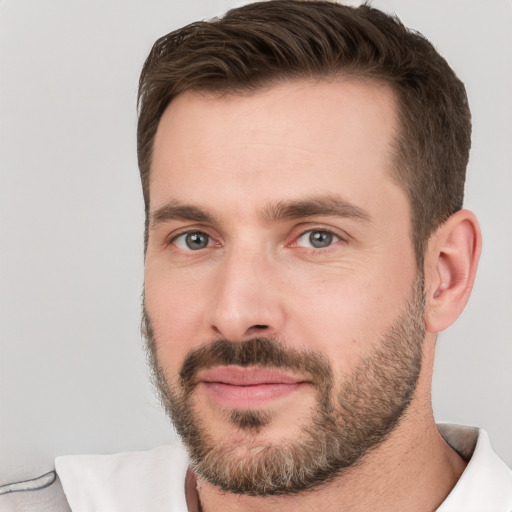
[
  {"left": 286, "top": 263, "right": 415, "bottom": 370},
  {"left": 144, "top": 265, "right": 211, "bottom": 373},
  {"left": 288, "top": 279, "right": 379, "bottom": 365}
]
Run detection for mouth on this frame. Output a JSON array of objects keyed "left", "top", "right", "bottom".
[{"left": 196, "top": 365, "right": 311, "bottom": 409}]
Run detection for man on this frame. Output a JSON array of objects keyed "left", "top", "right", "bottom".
[{"left": 2, "top": 1, "right": 511, "bottom": 510}]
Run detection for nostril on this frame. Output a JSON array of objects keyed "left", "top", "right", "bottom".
[{"left": 251, "top": 324, "right": 269, "bottom": 330}]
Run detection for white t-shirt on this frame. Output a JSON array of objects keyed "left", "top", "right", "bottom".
[{"left": 55, "top": 424, "right": 512, "bottom": 511}]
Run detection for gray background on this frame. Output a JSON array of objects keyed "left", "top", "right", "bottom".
[{"left": 1, "top": 0, "right": 511, "bottom": 483}]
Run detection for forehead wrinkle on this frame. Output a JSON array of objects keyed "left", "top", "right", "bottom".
[{"left": 258, "top": 195, "right": 371, "bottom": 225}]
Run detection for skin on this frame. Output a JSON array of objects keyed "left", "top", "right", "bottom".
[{"left": 144, "top": 79, "right": 481, "bottom": 511}]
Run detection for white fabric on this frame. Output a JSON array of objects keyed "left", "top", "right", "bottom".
[
  {"left": 56, "top": 445, "right": 189, "bottom": 512},
  {"left": 436, "top": 425, "right": 512, "bottom": 511},
  {"left": 55, "top": 425, "right": 512, "bottom": 512}
]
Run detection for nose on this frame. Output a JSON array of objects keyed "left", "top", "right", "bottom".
[{"left": 206, "top": 245, "right": 286, "bottom": 342}]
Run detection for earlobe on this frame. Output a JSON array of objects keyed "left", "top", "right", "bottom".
[{"left": 424, "top": 209, "right": 482, "bottom": 334}]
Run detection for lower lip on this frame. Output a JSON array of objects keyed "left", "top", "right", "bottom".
[{"left": 200, "top": 382, "right": 306, "bottom": 409}]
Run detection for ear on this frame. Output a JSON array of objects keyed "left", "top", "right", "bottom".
[{"left": 424, "top": 209, "right": 482, "bottom": 334}]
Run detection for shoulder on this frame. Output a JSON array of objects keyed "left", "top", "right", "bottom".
[
  {"left": 0, "top": 470, "right": 71, "bottom": 512},
  {"left": 55, "top": 443, "right": 189, "bottom": 511}
]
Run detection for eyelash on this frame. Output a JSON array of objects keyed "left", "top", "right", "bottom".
[
  {"left": 170, "top": 230, "right": 217, "bottom": 251},
  {"left": 293, "top": 228, "right": 343, "bottom": 250},
  {"left": 168, "top": 227, "right": 346, "bottom": 253}
]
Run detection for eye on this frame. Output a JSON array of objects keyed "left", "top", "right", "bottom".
[
  {"left": 173, "top": 231, "right": 212, "bottom": 251},
  {"left": 295, "top": 229, "right": 340, "bottom": 249}
]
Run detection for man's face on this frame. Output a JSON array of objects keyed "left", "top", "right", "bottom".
[{"left": 144, "top": 80, "right": 424, "bottom": 494}]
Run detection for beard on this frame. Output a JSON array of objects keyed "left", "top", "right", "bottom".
[{"left": 143, "top": 276, "right": 425, "bottom": 497}]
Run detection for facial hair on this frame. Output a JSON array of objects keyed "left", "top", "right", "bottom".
[{"left": 143, "top": 276, "right": 425, "bottom": 496}]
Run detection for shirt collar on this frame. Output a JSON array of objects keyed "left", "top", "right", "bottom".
[{"left": 436, "top": 424, "right": 512, "bottom": 511}]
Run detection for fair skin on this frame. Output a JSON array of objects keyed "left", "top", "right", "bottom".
[{"left": 144, "top": 79, "right": 481, "bottom": 511}]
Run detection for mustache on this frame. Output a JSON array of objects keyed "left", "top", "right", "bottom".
[{"left": 179, "top": 337, "right": 333, "bottom": 395}]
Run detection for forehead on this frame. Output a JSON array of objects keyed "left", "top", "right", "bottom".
[{"left": 150, "top": 79, "right": 403, "bottom": 219}]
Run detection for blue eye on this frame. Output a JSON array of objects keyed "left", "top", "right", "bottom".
[
  {"left": 174, "top": 231, "right": 211, "bottom": 250},
  {"left": 296, "top": 229, "right": 339, "bottom": 249}
]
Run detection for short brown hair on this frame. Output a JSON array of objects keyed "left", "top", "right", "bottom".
[{"left": 137, "top": 0, "right": 471, "bottom": 264}]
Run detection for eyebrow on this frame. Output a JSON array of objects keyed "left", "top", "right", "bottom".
[
  {"left": 150, "top": 195, "right": 371, "bottom": 229},
  {"left": 150, "top": 202, "right": 215, "bottom": 228},
  {"left": 259, "top": 196, "right": 371, "bottom": 224}
]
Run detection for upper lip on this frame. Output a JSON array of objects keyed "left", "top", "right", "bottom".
[{"left": 197, "top": 366, "right": 308, "bottom": 386}]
